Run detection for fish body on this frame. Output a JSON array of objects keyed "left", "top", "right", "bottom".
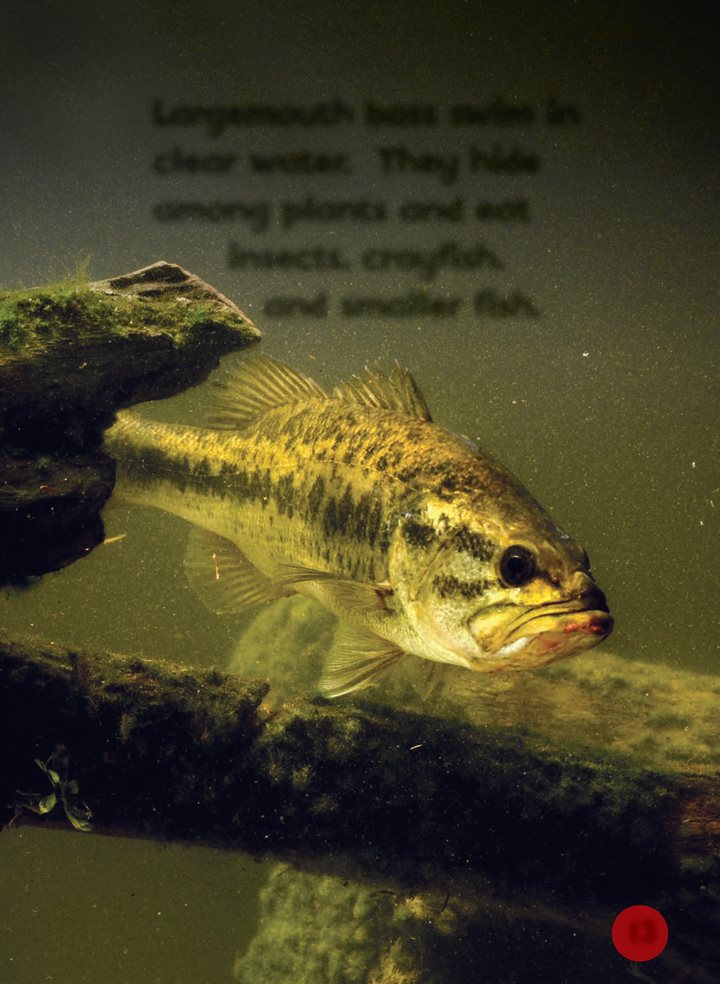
[{"left": 105, "top": 356, "right": 612, "bottom": 695}]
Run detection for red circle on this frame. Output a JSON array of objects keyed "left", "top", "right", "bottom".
[{"left": 612, "top": 905, "right": 668, "bottom": 962}]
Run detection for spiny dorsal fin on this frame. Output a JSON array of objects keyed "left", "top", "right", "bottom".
[
  {"left": 208, "top": 354, "right": 327, "bottom": 430},
  {"left": 184, "top": 527, "right": 291, "bottom": 613},
  {"left": 332, "top": 362, "right": 432, "bottom": 421}
]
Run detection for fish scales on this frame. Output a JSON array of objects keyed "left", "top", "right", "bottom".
[
  {"left": 105, "top": 355, "right": 612, "bottom": 696},
  {"left": 108, "top": 400, "right": 423, "bottom": 585},
  {"left": 112, "top": 399, "right": 536, "bottom": 573}
]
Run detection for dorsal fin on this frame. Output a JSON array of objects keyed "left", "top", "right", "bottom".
[
  {"left": 332, "top": 363, "right": 432, "bottom": 421},
  {"left": 208, "top": 354, "right": 327, "bottom": 430}
]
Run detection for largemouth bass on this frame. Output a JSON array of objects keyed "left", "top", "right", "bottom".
[{"left": 104, "top": 355, "right": 612, "bottom": 695}]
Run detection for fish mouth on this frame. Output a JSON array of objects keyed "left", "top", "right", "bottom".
[
  {"left": 489, "top": 591, "right": 613, "bottom": 669},
  {"left": 504, "top": 588, "right": 611, "bottom": 640}
]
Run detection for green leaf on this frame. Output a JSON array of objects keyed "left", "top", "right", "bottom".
[
  {"left": 67, "top": 810, "right": 93, "bottom": 832},
  {"left": 38, "top": 792, "right": 57, "bottom": 814},
  {"left": 35, "top": 759, "right": 61, "bottom": 786}
]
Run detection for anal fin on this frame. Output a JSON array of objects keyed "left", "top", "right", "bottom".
[
  {"left": 408, "top": 659, "right": 452, "bottom": 701},
  {"left": 320, "top": 623, "right": 409, "bottom": 697},
  {"left": 184, "top": 528, "right": 291, "bottom": 614}
]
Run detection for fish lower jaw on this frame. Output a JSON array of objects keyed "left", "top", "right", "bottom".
[
  {"left": 465, "top": 609, "right": 614, "bottom": 672},
  {"left": 495, "top": 636, "right": 532, "bottom": 659}
]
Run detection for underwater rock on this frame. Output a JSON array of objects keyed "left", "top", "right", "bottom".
[
  {"left": 0, "top": 450, "right": 114, "bottom": 580},
  {"left": 0, "top": 261, "right": 260, "bottom": 581}
]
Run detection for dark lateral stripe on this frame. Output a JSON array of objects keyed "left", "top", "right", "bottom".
[
  {"left": 307, "top": 475, "right": 325, "bottom": 518},
  {"left": 122, "top": 443, "right": 390, "bottom": 555},
  {"left": 432, "top": 574, "right": 489, "bottom": 600},
  {"left": 321, "top": 486, "right": 383, "bottom": 549},
  {"left": 121, "top": 445, "right": 275, "bottom": 508},
  {"left": 274, "top": 472, "right": 295, "bottom": 517}
]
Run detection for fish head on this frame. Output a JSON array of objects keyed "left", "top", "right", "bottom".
[{"left": 391, "top": 493, "right": 612, "bottom": 672}]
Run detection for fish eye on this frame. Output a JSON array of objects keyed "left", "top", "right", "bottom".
[{"left": 499, "top": 545, "right": 535, "bottom": 587}]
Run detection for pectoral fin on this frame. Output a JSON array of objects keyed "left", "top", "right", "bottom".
[
  {"left": 184, "top": 528, "right": 291, "bottom": 614},
  {"left": 320, "top": 623, "right": 409, "bottom": 697},
  {"left": 278, "top": 564, "right": 394, "bottom": 616}
]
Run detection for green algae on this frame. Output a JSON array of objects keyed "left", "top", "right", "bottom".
[
  {"left": 0, "top": 284, "right": 237, "bottom": 355},
  {"left": 234, "top": 867, "right": 389, "bottom": 984},
  {"left": 0, "top": 262, "right": 260, "bottom": 581}
]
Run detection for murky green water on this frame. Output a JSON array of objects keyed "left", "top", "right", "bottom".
[
  {"left": 1, "top": 3, "right": 718, "bottom": 982},
  {"left": 2, "top": 324, "right": 717, "bottom": 981},
  {"left": 3, "top": 828, "right": 266, "bottom": 984}
]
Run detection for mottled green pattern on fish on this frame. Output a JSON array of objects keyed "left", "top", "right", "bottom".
[
  {"left": 105, "top": 356, "right": 612, "bottom": 695},
  {"left": 109, "top": 398, "right": 532, "bottom": 579}
]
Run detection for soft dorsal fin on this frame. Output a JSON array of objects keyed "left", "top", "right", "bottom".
[
  {"left": 332, "top": 363, "right": 432, "bottom": 421},
  {"left": 208, "top": 354, "right": 327, "bottom": 430}
]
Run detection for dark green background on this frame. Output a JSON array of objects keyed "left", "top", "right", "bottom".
[{"left": 1, "top": 3, "right": 717, "bottom": 982}]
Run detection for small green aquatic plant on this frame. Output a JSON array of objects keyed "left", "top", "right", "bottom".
[
  {"left": 0, "top": 257, "right": 90, "bottom": 317},
  {"left": 14, "top": 753, "right": 93, "bottom": 832}
]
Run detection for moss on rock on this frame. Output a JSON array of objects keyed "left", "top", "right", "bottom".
[{"left": 0, "top": 261, "right": 260, "bottom": 581}]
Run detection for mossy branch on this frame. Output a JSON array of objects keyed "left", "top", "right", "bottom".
[
  {"left": 0, "top": 260, "right": 259, "bottom": 445},
  {"left": 2, "top": 632, "right": 718, "bottom": 974},
  {"left": 1, "top": 633, "right": 718, "bottom": 885},
  {"left": 0, "top": 262, "right": 260, "bottom": 581}
]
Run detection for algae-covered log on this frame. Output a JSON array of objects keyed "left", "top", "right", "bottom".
[
  {"left": 389, "top": 649, "right": 720, "bottom": 777},
  {"left": 0, "top": 631, "right": 718, "bottom": 977},
  {"left": 0, "top": 261, "right": 259, "bottom": 581},
  {"left": 235, "top": 863, "right": 716, "bottom": 984},
  {"left": 0, "top": 260, "right": 259, "bottom": 443}
]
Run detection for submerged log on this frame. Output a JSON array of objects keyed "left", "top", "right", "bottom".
[
  {"left": 0, "top": 262, "right": 259, "bottom": 581},
  {"left": 235, "top": 862, "right": 716, "bottom": 984},
  {"left": 0, "top": 632, "right": 718, "bottom": 977}
]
